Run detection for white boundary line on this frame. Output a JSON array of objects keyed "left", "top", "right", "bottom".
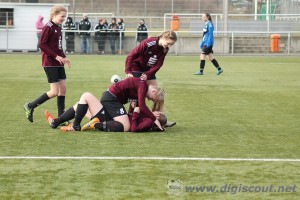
[{"left": 0, "top": 156, "right": 299, "bottom": 162}]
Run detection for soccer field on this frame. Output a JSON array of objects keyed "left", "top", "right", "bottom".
[{"left": 0, "top": 54, "right": 299, "bottom": 199}]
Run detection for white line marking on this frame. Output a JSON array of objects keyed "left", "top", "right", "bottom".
[{"left": 0, "top": 156, "right": 299, "bottom": 162}]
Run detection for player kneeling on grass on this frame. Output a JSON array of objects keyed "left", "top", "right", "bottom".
[{"left": 46, "top": 77, "right": 165, "bottom": 132}]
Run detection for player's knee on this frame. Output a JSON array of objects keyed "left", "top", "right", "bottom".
[
  {"left": 80, "top": 92, "right": 92, "bottom": 102},
  {"left": 59, "top": 87, "right": 66, "bottom": 95},
  {"left": 48, "top": 89, "right": 59, "bottom": 98}
]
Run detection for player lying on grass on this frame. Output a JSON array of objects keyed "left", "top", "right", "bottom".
[
  {"left": 45, "top": 97, "right": 167, "bottom": 132},
  {"left": 46, "top": 77, "right": 165, "bottom": 132},
  {"left": 127, "top": 99, "right": 167, "bottom": 132}
]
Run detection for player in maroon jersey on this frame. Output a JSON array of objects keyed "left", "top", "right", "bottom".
[
  {"left": 45, "top": 96, "right": 166, "bottom": 133},
  {"left": 126, "top": 30, "right": 178, "bottom": 127},
  {"left": 46, "top": 77, "right": 165, "bottom": 132},
  {"left": 127, "top": 100, "right": 167, "bottom": 132},
  {"left": 24, "top": 5, "right": 71, "bottom": 123},
  {"left": 125, "top": 30, "right": 177, "bottom": 86}
]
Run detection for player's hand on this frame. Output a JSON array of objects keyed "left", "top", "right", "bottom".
[
  {"left": 130, "top": 99, "right": 137, "bottom": 109},
  {"left": 154, "top": 119, "right": 164, "bottom": 131},
  {"left": 153, "top": 111, "right": 161, "bottom": 119},
  {"left": 126, "top": 73, "right": 133, "bottom": 78},
  {"left": 140, "top": 73, "right": 147, "bottom": 80},
  {"left": 63, "top": 57, "right": 72, "bottom": 68},
  {"left": 55, "top": 55, "right": 64, "bottom": 65},
  {"left": 133, "top": 107, "right": 140, "bottom": 113}
]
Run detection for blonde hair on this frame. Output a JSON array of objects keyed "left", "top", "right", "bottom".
[
  {"left": 150, "top": 86, "right": 165, "bottom": 112},
  {"left": 157, "top": 30, "right": 177, "bottom": 41},
  {"left": 50, "top": 5, "right": 67, "bottom": 20}
]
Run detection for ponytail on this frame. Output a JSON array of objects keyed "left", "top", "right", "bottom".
[{"left": 157, "top": 30, "right": 177, "bottom": 42}]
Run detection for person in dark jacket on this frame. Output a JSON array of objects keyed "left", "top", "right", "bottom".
[
  {"left": 136, "top": 19, "right": 148, "bottom": 43},
  {"left": 62, "top": 16, "right": 76, "bottom": 53},
  {"left": 108, "top": 17, "right": 119, "bottom": 55},
  {"left": 78, "top": 14, "right": 92, "bottom": 54},
  {"left": 94, "top": 18, "right": 108, "bottom": 54},
  {"left": 117, "top": 18, "right": 125, "bottom": 54}
]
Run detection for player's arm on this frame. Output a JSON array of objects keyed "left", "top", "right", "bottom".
[
  {"left": 39, "top": 26, "right": 58, "bottom": 59},
  {"left": 137, "top": 82, "right": 156, "bottom": 121},
  {"left": 125, "top": 39, "right": 147, "bottom": 76},
  {"left": 206, "top": 24, "right": 214, "bottom": 47},
  {"left": 130, "top": 108, "right": 153, "bottom": 132}
]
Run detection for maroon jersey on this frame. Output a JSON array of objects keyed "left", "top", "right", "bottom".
[
  {"left": 129, "top": 111, "right": 153, "bottom": 132},
  {"left": 108, "top": 77, "right": 156, "bottom": 121},
  {"left": 125, "top": 37, "right": 168, "bottom": 79},
  {"left": 40, "top": 21, "right": 65, "bottom": 67}
]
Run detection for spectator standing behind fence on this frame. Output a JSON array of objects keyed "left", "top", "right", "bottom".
[
  {"left": 108, "top": 17, "right": 119, "bottom": 55},
  {"left": 78, "top": 14, "right": 92, "bottom": 54},
  {"left": 117, "top": 18, "right": 125, "bottom": 54},
  {"left": 136, "top": 19, "right": 148, "bottom": 43},
  {"left": 62, "top": 16, "right": 76, "bottom": 54},
  {"left": 94, "top": 18, "right": 108, "bottom": 55},
  {"left": 35, "top": 15, "right": 44, "bottom": 52}
]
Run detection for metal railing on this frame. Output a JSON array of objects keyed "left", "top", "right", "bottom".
[{"left": 1, "top": 29, "right": 300, "bottom": 55}]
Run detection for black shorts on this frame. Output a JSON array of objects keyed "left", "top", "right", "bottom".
[
  {"left": 201, "top": 46, "right": 213, "bottom": 55},
  {"left": 100, "top": 91, "right": 127, "bottom": 118},
  {"left": 91, "top": 107, "right": 113, "bottom": 122},
  {"left": 132, "top": 71, "right": 156, "bottom": 80},
  {"left": 44, "top": 67, "right": 66, "bottom": 83}
]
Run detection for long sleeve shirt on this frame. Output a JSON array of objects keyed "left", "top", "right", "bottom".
[
  {"left": 125, "top": 37, "right": 168, "bottom": 79},
  {"left": 40, "top": 21, "right": 65, "bottom": 67},
  {"left": 200, "top": 21, "right": 214, "bottom": 48}
]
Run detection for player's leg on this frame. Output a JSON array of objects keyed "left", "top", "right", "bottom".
[
  {"left": 57, "top": 68, "right": 67, "bottom": 117},
  {"left": 208, "top": 53, "right": 223, "bottom": 75},
  {"left": 24, "top": 67, "right": 60, "bottom": 122},
  {"left": 194, "top": 47, "right": 207, "bottom": 75},
  {"left": 100, "top": 91, "right": 129, "bottom": 132}
]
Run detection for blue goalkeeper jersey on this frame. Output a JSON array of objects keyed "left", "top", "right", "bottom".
[{"left": 200, "top": 21, "right": 214, "bottom": 48}]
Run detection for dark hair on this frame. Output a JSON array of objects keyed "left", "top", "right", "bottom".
[
  {"left": 204, "top": 13, "right": 212, "bottom": 22},
  {"left": 204, "top": 13, "right": 214, "bottom": 28}
]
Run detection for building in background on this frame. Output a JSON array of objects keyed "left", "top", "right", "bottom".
[{"left": 0, "top": 3, "right": 68, "bottom": 52}]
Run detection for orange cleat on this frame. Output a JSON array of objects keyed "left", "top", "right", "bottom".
[{"left": 81, "top": 118, "right": 100, "bottom": 131}]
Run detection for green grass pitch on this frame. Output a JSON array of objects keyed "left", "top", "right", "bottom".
[{"left": 0, "top": 54, "right": 299, "bottom": 199}]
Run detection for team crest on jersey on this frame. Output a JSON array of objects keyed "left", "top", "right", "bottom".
[{"left": 147, "top": 55, "right": 158, "bottom": 66}]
